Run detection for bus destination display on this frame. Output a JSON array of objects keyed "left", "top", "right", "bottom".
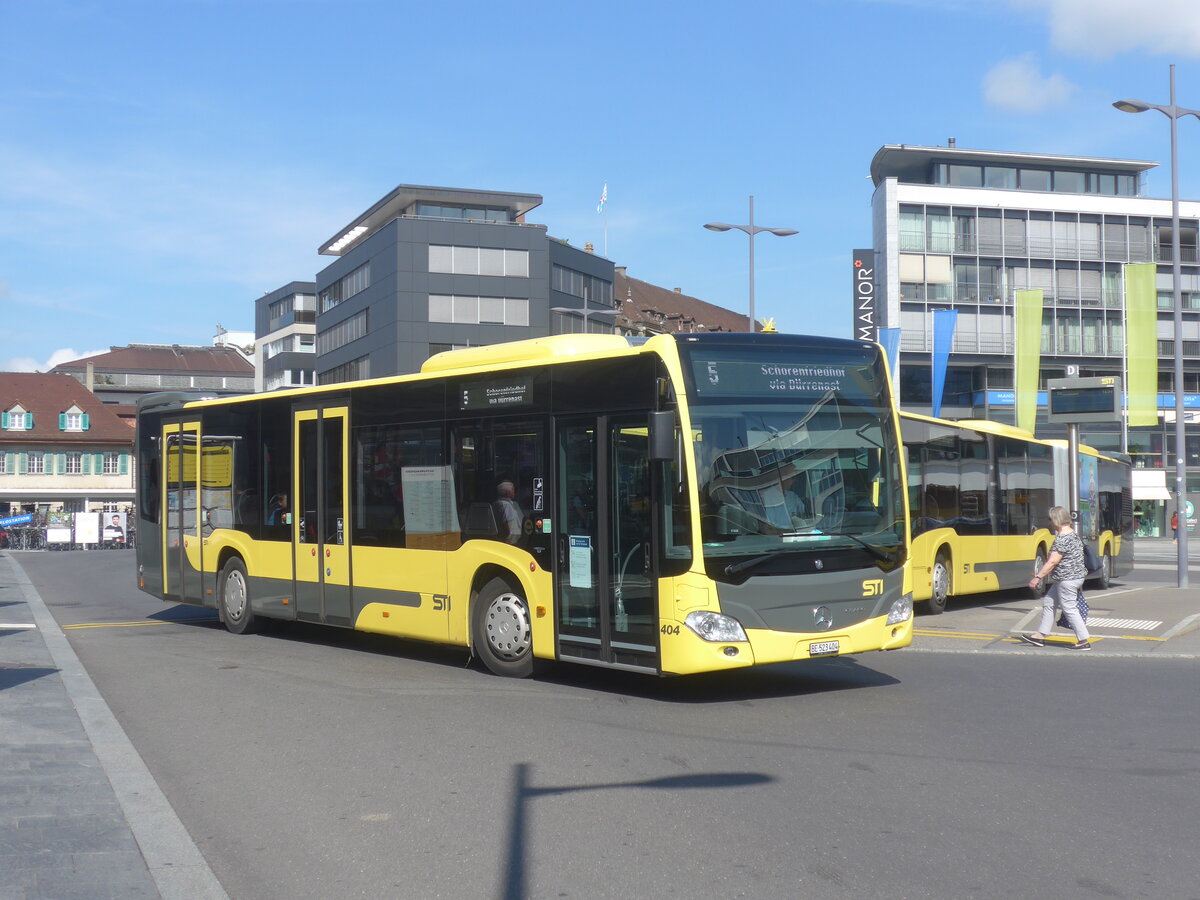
[
  {"left": 460, "top": 377, "right": 534, "bottom": 411},
  {"left": 692, "top": 358, "right": 855, "bottom": 398}
]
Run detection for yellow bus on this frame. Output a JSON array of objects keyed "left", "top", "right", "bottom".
[
  {"left": 135, "top": 332, "right": 912, "bottom": 677},
  {"left": 900, "top": 412, "right": 1133, "bottom": 614}
]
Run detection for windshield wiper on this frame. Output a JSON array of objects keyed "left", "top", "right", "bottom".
[
  {"left": 724, "top": 549, "right": 801, "bottom": 578},
  {"left": 817, "top": 531, "right": 895, "bottom": 562}
]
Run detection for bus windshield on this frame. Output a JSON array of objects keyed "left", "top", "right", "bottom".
[{"left": 680, "top": 343, "right": 904, "bottom": 571}]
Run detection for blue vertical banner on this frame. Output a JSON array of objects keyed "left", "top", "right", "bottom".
[
  {"left": 931, "top": 309, "right": 958, "bottom": 418},
  {"left": 877, "top": 327, "right": 901, "bottom": 392}
]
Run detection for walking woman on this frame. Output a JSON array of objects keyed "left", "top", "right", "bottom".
[{"left": 1021, "top": 506, "right": 1091, "bottom": 650}]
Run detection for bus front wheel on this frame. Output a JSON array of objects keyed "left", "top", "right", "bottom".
[
  {"left": 219, "top": 557, "right": 257, "bottom": 635},
  {"left": 1029, "top": 548, "right": 1048, "bottom": 599},
  {"left": 472, "top": 577, "right": 533, "bottom": 678},
  {"left": 926, "top": 553, "right": 950, "bottom": 615}
]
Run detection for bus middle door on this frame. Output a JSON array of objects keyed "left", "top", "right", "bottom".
[{"left": 293, "top": 406, "right": 352, "bottom": 626}]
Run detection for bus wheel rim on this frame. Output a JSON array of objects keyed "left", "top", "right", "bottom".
[
  {"left": 933, "top": 564, "right": 948, "bottom": 601},
  {"left": 226, "top": 571, "right": 247, "bottom": 621},
  {"left": 484, "top": 594, "right": 531, "bottom": 660}
]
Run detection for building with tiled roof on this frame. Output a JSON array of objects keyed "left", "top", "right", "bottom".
[
  {"left": 50, "top": 343, "right": 255, "bottom": 405},
  {"left": 0, "top": 373, "right": 134, "bottom": 516},
  {"left": 612, "top": 267, "right": 755, "bottom": 334}
]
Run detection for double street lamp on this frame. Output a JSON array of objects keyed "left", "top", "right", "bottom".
[
  {"left": 1114, "top": 64, "right": 1200, "bottom": 588},
  {"left": 550, "top": 301, "right": 621, "bottom": 334},
  {"left": 704, "top": 196, "right": 798, "bottom": 332}
]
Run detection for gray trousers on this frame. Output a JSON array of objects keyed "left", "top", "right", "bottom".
[{"left": 1038, "top": 577, "right": 1088, "bottom": 641}]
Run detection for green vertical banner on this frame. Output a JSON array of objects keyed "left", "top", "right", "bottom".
[
  {"left": 1124, "top": 263, "right": 1158, "bottom": 427},
  {"left": 1014, "top": 289, "right": 1043, "bottom": 434}
]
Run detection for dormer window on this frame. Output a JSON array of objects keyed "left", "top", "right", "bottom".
[
  {"left": 3, "top": 407, "right": 33, "bottom": 431},
  {"left": 60, "top": 406, "right": 89, "bottom": 432}
]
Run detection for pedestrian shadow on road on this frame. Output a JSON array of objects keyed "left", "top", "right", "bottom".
[{"left": 0, "top": 664, "right": 59, "bottom": 691}]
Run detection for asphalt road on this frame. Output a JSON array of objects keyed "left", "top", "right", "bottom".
[{"left": 18, "top": 550, "right": 1200, "bottom": 900}]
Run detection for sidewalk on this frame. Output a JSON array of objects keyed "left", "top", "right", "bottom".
[
  {"left": 0, "top": 553, "right": 227, "bottom": 900},
  {"left": 912, "top": 537, "right": 1200, "bottom": 656}
]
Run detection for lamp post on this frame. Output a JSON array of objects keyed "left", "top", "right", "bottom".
[
  {"left": 1114, "top": 64, "right": 1200, "bottom": 588},
  {"left": 704, "top": 196, "right": 798, "bottom": 332}
]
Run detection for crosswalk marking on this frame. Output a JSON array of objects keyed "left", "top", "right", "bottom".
[{"left": 1085, "top": 617, "right": 1162, "bottom": 631}]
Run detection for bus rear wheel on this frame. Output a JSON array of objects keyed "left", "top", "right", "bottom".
[
  {"left": 1090, "top": 550, "right": 1112, "bottom": 590},
  {"left": 472, "top": 577, "right": 533, "bottom": 678},
  {"left": 219, "top": 557, "right": 257, "bottom": 635},
  {"left": 925, "top": 553, "right": 950, "bottom": 615}
]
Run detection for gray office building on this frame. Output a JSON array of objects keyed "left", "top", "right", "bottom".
[{"left": 312, "top": 185, "right": 615, "bottom": 383}]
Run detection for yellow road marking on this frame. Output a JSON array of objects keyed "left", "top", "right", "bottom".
[{"left": 63, "top": 618, "right": 214, "bottom": 630}]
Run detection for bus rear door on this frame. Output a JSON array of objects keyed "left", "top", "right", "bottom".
[{"left": 162, "top": 421, "right": 202, "bottom": 603}]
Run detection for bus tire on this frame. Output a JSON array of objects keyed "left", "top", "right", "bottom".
[
  {"left": 1029, "top": 548, "right": 1048, "bottom": 599},
  {"left": 926, "top": 552, "right": 950, "bottom": 615},
  {"left": 1090, "top": 550, "right": 1112, "bottom": 590},
  {"left": 472, "top": 577, "right": 533, "bottom": 678},
  {"left": 219, "top": 557, "right": 257, "bottom": 635}
]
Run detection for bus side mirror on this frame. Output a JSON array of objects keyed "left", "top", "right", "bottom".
[{"left": 648, "top": 411, "right": 675, "bottom": 462}]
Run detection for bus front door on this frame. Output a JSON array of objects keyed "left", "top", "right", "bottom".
[
  {"left": 293, "top": 406, "right": 352, "bottom": 626},
  {"left": 163, "top": 422, "right": 202, "bottom": 603},
  {"left": 556, "top": 416, "right": 657, "bottom": 671}
]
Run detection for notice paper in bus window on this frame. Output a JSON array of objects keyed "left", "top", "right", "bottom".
[
  {"left": 401, "top": 466, "right": 460, "bottom": 535},
  {"left": 569, "top": 535, "right": 592, "bottom": 588}
]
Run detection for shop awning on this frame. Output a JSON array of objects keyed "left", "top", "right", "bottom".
[{"left": 1132, "top": 469, "right": 1172, "bottom": 501}]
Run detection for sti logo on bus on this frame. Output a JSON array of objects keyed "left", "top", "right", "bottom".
[{"left": 862, "top": 579, "right": 884, "bottom": 597}]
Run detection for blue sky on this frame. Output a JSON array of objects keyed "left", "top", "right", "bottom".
[{"left": 3, "top": 0, "right": 1200, "bottom": 371}]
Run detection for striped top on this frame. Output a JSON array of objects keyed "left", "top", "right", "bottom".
[{"left": 1050, "top": 530, "right": 1088, "bottom": 582}]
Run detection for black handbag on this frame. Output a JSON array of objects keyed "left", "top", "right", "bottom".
[{"left": 1083, "top": 541, "right": 1102, "bottom": 575}]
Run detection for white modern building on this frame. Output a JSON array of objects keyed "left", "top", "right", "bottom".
[{"left": 867, "top": 143, "right": 1200, "bottom": 536}]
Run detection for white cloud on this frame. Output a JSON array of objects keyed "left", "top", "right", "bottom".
[
  {"left": 1013, "top": 0, "right": 1200, "bottom": 59},
  {"left": 4, "top": 348, "right": 107, "bottom": 373},
  {"left": 983, "top": 53, "right": 1078, "bottom": 113}
]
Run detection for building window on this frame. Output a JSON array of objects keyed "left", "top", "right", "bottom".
[
  {"left": 65, "top": 452, "right": 83, "bottom": 474},
  {"left": 103, "top": 453, "right": 120, "bottom": 475},
  {"left": 0, "top": 454, "right": 7, "bottom": 474},
  {"left": 429, "top": 245, "right": 530, "bottom": 277},
  {"left": 416, "top": 204, "right": 510, "bottom": 222},
  {"left": 28, "top": 451, "right": 44, "bottom": 474},
  {"left": 552, "top": 265, "right": 614, "bottom": 305},
  {"left": 319, "top": 355, "right": 370, "bottom": 385},
  {"left": 317, "top": 310, "right": 369, "bottom": 355},
  {"left": 4, "top": 411, "right": 28, "bottom": 430},
  {"left": 319, "top": 263, "right": 370, "bottom": 313},
  {"left": 63, "top": 413, "right": 84, "bottom": 431},
  {"left": 429, "top": 295, "right": 529, "bottom": 327}
]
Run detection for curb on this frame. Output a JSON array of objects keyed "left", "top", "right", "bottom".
[{"left": 5, "top": 554, "right": 230, "bottom": 900}]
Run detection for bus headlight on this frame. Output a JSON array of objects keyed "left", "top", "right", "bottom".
[
  {"left": 886, "top": 593, "right": 913, "bottom": 625},
  {"left": 685, "top": 610, "right": 748, "bottom": 643}
]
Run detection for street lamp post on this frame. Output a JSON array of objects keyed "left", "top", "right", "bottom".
[
  {"left": 550, "top": 301, "right": 621, "bottom": 334},
  {"left": 704, "top": 196, "right": 798, "bottom": 332},
  {"left": 1115, "top": 64, "right": 1200, "bottom": 588}
]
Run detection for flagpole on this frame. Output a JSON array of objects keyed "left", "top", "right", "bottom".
[{"left": 1122, "top": 271, "right": 1129, "bottom": 453}]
